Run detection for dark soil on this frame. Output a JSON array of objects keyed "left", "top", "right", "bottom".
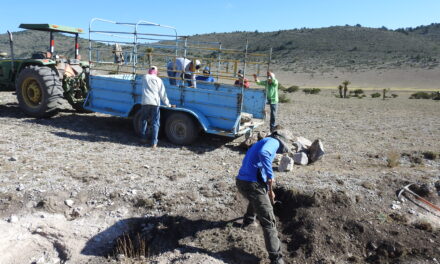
[{"left": 110, "top": 184, "right": 440, "bottom": 264}]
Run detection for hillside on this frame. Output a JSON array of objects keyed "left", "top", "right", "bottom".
[
  {"left": 189, "top": 24, "right": 440, "bottom": 72},
  {"left": 0, "top": 30, "right": 90, "bottom": 60},
  {"left": 1, "top": 23, "right": 439, "bottom": 77}
]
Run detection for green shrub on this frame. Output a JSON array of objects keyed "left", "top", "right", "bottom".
[
  {"left": 303, "top": 88, "right": 321, "bottom": 94},
  {"left": 285, "top": 85, "right": 299, "bottom": 93},
  {"left": 278, "top": 83, "right": 287, "bottom": 91},
  {"left": 371, "top": 93, "right": 381, "bottom": 98},
  {"left": 279, "top": 93, "right": 290, "bottom": 103},
  {"left": 409, "top": 92, "right": 432, "bottom": 99},
  {"left": 353, "top": 89, "right": 364, "bottom": 95}
]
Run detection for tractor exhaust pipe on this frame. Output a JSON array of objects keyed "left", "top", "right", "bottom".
[{"left": 7, "top": 30, "right": 14, "bottom": 73}]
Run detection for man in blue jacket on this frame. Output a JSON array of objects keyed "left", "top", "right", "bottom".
[
  {"left": 236, "top": 127, "right": 291, "bottom": 264},
  {"left": 196, "top": 66, "right": 215, "bottom": 82}
]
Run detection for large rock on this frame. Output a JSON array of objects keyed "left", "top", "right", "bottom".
[
  {"left": 279, "top": 155, "right": 294, "bottom": 172},
  {"left": 293, "top": 141, "right": 307, "bottom": 152},
  {"left": 240, "top": 135, "right": 258, "bottom": 150},
  {"left": 240, "top": 113, "right": 253, "bottom": 124},
  {"left": 309, "top": 139, "right": 325, "bottom": 163},
  {"left": 296, "top": 137, "right": 312, "bottom": 148},
  {"left": 293, "top": 152, "right": 309, "bottom": 165}
]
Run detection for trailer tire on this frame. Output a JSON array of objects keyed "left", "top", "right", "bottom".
[
  {"left": 16, "top": 65, "right": 63, "bottom": 118},
  {"left": 132, "top": 108, "right": 152, "bottom": 138},
  {"left": 165, "top": 112, "right": 198, "bottom": 145}
]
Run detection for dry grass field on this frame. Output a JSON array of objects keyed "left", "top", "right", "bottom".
[{"left": 0, "top": 74, "right": 439, "bottom": 263}]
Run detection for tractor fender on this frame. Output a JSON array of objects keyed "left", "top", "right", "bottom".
[{"left": 17, "top": 60, "right": 57, "bottom": 75}]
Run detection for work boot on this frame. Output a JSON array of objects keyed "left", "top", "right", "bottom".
[
  {"left": 270, "top": 259, "right": 284, "bottom": 264},
  {"left": 269, "top": 254, "right": 284, "bottom": 264},
  {"left": 151, "top": 144, "right": 157, "bottom": 149},
  {"left": 241, "top": 219, "right": 258, "bottom": 230}
]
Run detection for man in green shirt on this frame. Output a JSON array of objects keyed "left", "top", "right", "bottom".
[{"left": 254, "top": 71, "right": 279, "bottom": 132}]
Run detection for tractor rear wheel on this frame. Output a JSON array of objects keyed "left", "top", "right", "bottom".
[{"left": 16, "top": 65, "right": 63, "bottom": 118}]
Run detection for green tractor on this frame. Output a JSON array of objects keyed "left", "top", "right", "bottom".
[{"left": 0, "top": 24, "right": 89, "bottom": 117}]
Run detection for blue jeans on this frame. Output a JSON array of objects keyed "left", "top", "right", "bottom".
[
  {"left": 167, "top": 68, "right": 177, "bottom": 85},
  {"left": 269, "top": 104, "right": 278, "bottom": 132},
  {"left": 140, "top": 105, "right": 160, "bottom": 145}
]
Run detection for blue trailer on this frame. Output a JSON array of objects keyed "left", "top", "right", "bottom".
[{"left": 84, "top": 19, "right": 271, "bottom": 145}]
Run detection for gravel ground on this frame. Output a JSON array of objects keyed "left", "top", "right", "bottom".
[{"left": 0, "top": 89, "right": 439, "bottom": 264}]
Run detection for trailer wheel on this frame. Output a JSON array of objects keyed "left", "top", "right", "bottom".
[
  {"left": 132, "top": 108, "right": 153, "bottom": 138},
  {"left": 165, "top": 112, "right": 198, "bottom": 145},
  {"left": 16, "top": 65, "right": 63, "bottom": 118}
]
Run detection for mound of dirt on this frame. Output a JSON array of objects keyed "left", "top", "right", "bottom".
[{"left": 107, "top": 186, "right": 439, "bottom": 264}]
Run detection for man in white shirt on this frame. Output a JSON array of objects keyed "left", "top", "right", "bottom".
[
  {"left": 167, "top": 58, "right": 201, "bottom": 88},
  {"left": 141, "top": 66, "right": 174, "bottom": 148}
]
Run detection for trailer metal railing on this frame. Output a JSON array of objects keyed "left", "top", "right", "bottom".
[{"left": 88, "top": 18, "right": 273, "bottom": 88}]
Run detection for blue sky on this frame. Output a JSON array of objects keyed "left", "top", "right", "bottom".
[{"left": 2, "top": 0, "right": 439, "bottom": 35}]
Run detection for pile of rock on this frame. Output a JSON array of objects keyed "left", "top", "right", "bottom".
[
  {"left": 239, "top": 132, "right": 325, "bottom": 172},
  {"left": 276, "top": 136, "right": 325, "bottom": 172}
]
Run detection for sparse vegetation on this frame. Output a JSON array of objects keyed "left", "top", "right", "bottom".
[
  {"left": 278, "top": 83, "right": 287, "bottom": 91},
  {"left": 303, "top": 88, "right": 321, "bottom": 94},
  {"left": 409, "top": 92, "right": 432, "bottom": 99},
  {"left": 371, "top": 93, "right": 381, "bottom": 98},
  {"left": 114, "top": 233, "right": 148, "bottom": 260},
  {"left": 342, "top": 80, "right": 351, "bottom": 98},
  {"left": 285, "top": 85, "right": 299, "bottom": 93},
  {"left": 338, "top": 85, "right": 343, "bottom": 98},
  {"left": 386, "top": 151, "right": 400, "bottom": 168},
  {"left": 350, "top": 89, "right": 366, "bottom": 98},
  {"left": 279, "top": 93, "right": 290, "bottom": 103},
  {"left": 352, "top": 89, "right": 364, "bottom": 96}
]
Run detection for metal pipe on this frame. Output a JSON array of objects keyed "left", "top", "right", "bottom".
[
  {"left": 49, "top": 31, "right": 54, "bottom": 54},
  {"left": 217, "top": 43, "right": 222, "bottom": 81},
  {"left": 268, "top": 47, "right": 273, "bottom": 72},
  {"left": 7, "top": 31, "right": 14, "bottom": 74},
  {"left": 75, "top": 34, "right": 79, "bottom": 59}
]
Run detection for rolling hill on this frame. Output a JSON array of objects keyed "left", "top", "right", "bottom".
[{"left": 1, "top": 23, "right": 439, "bottom": 89}]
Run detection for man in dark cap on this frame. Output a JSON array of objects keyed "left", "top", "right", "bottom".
[{"left": 235, "top": 126, "right": 291, "bottom": 264}]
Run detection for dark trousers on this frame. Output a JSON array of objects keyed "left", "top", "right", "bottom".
[
  {"left": 270, "top": 103, "right": 278, "bottom": 132},
  {"left": 236, "top": 179, "right": 284, "bottom": 264},
  {"left": 140, "top": 105, "right": 160, "bottom": 145}
]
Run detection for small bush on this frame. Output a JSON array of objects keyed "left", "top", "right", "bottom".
[
  {"left": 353, "top": 89, "right": 364, "bottom": 95},
  {"left": 303, "top": 88, "right": 321, "bottom": 94},
  {"left": 422, "top": 151, "right": 438, "bottom": 160},
  {"left": 409, "top": 92, "right": 432, "bottom": 99},
  {"left": 279, "top": 93, "right": 290, "bottom": 103},
  {"left": 278, "top": 83, "right": 287, "bottom": 91},
  {"left": 386, "top": 151, "right": 400, "bottom": 168},
  {"left": 391, "top": 94, "right": 398, "bottom": 98},
  {"left": 371, "top": 93, "right": 381, "bottom": 98},
  {"left": 285, "top": 85, "right": 299, "bottom": 93}
]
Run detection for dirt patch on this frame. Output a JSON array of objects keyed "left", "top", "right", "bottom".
[
  {"left": 1, "top": 90, "right": 440, "bottom": 263},
  {"left": 106, "top": 185, "right": 439, "bottom": 263}
]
